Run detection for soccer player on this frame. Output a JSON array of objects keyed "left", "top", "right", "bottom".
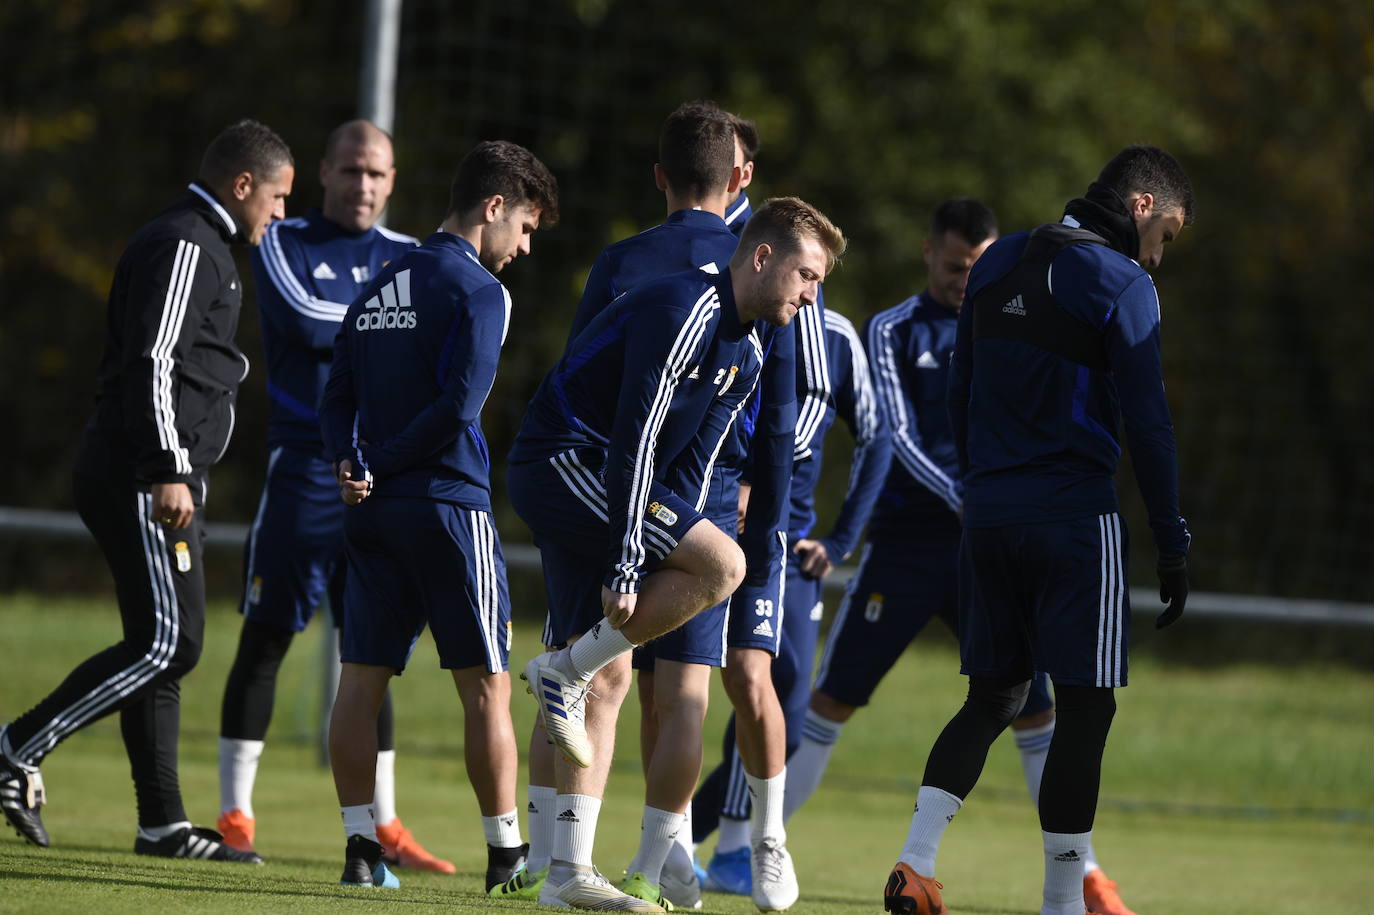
[
  {"left": 494, "top": 100, "right": 749, "bottom": 909},
  {"left": 508, "top": 197, "right": 844, "bottom": 911},
  {"left": 216, "top": 119, "right": 451, "bottom": 872},
  {"left": 318, "top": 140, "right": 558, "bottom": 889},
  {"left": 0, "top": 120, "right": 293, "bottom": 862},
  {"left": 882, "top": 147, "right": 1193, "bottom": 915},
  {"left": 689, "top": 302, "right": 892, "bottom": 894}
]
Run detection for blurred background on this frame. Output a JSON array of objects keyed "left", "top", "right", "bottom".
[{"left": 2, "top": 0, "right": 1373, "bottom": 650}]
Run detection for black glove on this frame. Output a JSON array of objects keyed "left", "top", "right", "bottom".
[{"left": 1155, "top": 552, "right": 1189, "bottom": 629}]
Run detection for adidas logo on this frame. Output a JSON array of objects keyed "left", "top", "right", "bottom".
[
  {"left": 500, "top": 816, "right": 517, "bottom": 827},
  {"left": 688, "top": 365, "right": 701, "bottom": 380},
  {"left": 916, "top": 350, "right": 940, "bottom": 369},
  {"left": 557, "top": 809, "right": 579, "bottom": 823},
  {"left": 753, "top": 618, "right": 774, "bottom": 638},
  {"left": 589, "top": 622, "right": 601, "bottom": 640},
  {"left": 313, "top": 261, "right": 337, "bottom": 280},
  {"left": 528, "top": 802, "right": 538, "bottom": 813},
  {"left": 1053, "top": 849, "right": 1081, "bottom": 863},
  {"left": 1001, "top": 294, "right": 1027, "bottom": 316},
  {"left": 356, "top": 269, "right": 417, "bottom": 331}
]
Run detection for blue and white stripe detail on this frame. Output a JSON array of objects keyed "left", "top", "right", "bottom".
[
  {"left": 612, "top": 288, "right": 720, "bottom": 591},
  {"left": 1096, "top": 512, "right": 1126, "bottom": 688},
  {"left": 548, "top": 449, "right": 679, "bottom": 559},
  {"left": 468, "top": 509, "right": 507, "bottom": 671},
  {"left": 868, "top": 302, "right": 961, "bottom": 512},
  {"left": 827, "top": 310, "right": 881, "bottom": 500},
  {"left": 260, "top": 219, "right": 351, "bottom": 322},
  {"left": 690, "top": 331, "right": 764, "bottom": 512},
  {"left": 13, "top": 492, "right": 181, "bottom": 764},
  {"left": 794, "top": 302, "right": 832, "bottom": 461}
]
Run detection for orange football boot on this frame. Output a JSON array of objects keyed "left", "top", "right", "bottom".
[
  {"left": 376, "top": 817, "right": 457, "bottom": 874},
  {"left": 884, "top": 861, "right": 948, "bottom": 914},
  {"left": 1083, "top": 868, "right": 1136, "bottom": 915},
  {"left": 216, "top": 808, "right": 256, "bottom": 853}
]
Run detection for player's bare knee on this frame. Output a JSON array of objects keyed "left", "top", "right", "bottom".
[{"left": 809, "top": 690, "right": 856, "bottom": 724}]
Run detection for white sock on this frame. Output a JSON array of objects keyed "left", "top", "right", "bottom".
[
  {"left": 784, "top": 710, "right": 843, "bottom": 821},
  {"left": 137, "top": 820, "right": 192, "bottom": 840},
  {"left": 898, "top": 786, "right": 963, "bottom": 876},
  {"left": 1042, "top": 830, "right": 1091, "bottom": 915},
  {"left": 1081, "top": 838, "right": 1101, "bottom": 876},
  {"left": 341, "top": 803, "right": 377, "bottom": 842},
  {"left": 373, "top": 748, "right": 398, "bottom": 825},
  {"left": 566, "top": 620, "right": 636, "bottom": 680},
  {"left": 527, "top": 784, "right": 557, "bottom": 872},
  {"left": 552, "top": 793, "right": 601, "bottom": 867},
  {"left": 747, "top": 769, "right": 786, "bottom": 845},
  {"left": 1014, "top": 721, "right": 1055, "bottom": 805},
  {"left": 483, "top": 808, "right": 523, "bottom": 848},
  {"left": 718, "top": 815, "right": 749, "bottom": 854},
  {"left": 626, "top": 806, "right": 686, "bottom": 884},
  {"left": 218, "top": 737, "right": 264, "bottom": 818}
]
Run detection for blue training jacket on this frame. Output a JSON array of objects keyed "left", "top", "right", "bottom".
[
  {"left": 786, "top": 309, "right": 892, "bottom": 559},
  {"left": 510, "top": 268, "right": 764, "bottom": 594},
  {"left": 865, "top": 291, "right": 965, "bottom": 546},
  {"left": 320, "top": 231, "right": 510, "bottom": 510},
  {"left": 951, "top": 222, "right": 1189, "bottom": 555},
  {"left": 252, "top": 210, "right": 417, "bottom": 452}
]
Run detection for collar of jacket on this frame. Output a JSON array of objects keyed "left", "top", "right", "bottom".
[
  {"left": 1061, "top": 182, "right": 1139, "bottom": 260},
  {"left": 187, "top": 181, "right": 243, "bottom": 242}
]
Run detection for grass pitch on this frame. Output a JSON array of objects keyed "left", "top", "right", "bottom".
[{"left": 1, "top": 593, "right": 1372, "bottom": 913}]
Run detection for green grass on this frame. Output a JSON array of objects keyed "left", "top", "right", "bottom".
[{"left": 1, "top": 594, "right": 1372, "bottom": 913}]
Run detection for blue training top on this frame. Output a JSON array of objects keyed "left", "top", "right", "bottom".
[
  {"left": 786, "top": 309, "right": 892, "bottom": 559},
  {"left": 951, "top": 222, "right": 1189, "bottom": 555},
  {"left": 510, "top": 267, "right": 764, "bottom": 593},
  {"left": 252, "top": 210, "right": 417, "bottom": 451},
  {"left": 321, "top": 231, "right": 510, "bottom": 510}
]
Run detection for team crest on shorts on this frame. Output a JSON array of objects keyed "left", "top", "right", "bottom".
[
  {"left": 864, "top": 592, "right": 884, "bottom": 622},
  {"left": 174, "top": 541, "right": 192, "bottom": 573},
  {"left": 506, "top": 620, "right": 513, "bottom": 650},
  {"left": 248, "top": 576, "right": 263, "bottom": 605},
  {"left": 647, "top": 501, "right": 678, "bottom": 525}
]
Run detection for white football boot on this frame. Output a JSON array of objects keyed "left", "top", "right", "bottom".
[
  {"left": 751, "top": 837, "right": 799, "bottom": 911},
  {"left": 522, "top": 652, "right": 593, "bottom": 768},
  {"left": 538, "top": 863, "right": 665, "bottom": 911}
]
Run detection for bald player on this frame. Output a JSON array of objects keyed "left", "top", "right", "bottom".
[{"left": 215, "top": 120, "right": 455, "bottom": 874}]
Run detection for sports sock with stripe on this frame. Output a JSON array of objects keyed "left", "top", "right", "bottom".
[
  {"left": 218, "top": 737, "right": 264, "bottom": 818},
  {"left": 626, "top": 805, "right": 685, "bottom": 884},
  {"left": 783, "top": 709, "right": 843, "bottom": 821},
  {"left": 898, "top": 785, "right": 962, "bottom": 876},
  {"left": 1014, "top": 720, "right": 1055, "bottom": 804}
]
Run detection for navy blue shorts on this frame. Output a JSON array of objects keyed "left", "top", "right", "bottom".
[
  {"left": 509, "top": 449, "right": 706, "bottom": 649},
  {"left": 340, "top": 496, "right": 511, "bottom": 673},
  {"left": 725, "top": 530, "right": 788, "bottom": 655},
  {"left": 775, "top": 554, "right": 826, "bottom": 743},
  {"left": 240, "top": 447, "right": 345, "bottom": 633},
  {"left": 634, "top": 512, "right": 734, "bottom": 669},
  {"left": 959, "top": 513, "right": 1130, "bottom": 688}
]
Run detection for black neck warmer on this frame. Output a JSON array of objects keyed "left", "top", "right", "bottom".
[{"left": 1062, "top": 182, "right": 1139, "bottom": 260}]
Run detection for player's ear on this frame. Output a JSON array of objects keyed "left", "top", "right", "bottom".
[
  {"left": 653, "top": 164, "right": 669, "bottom": 193},
  {"left": 726, "top": 165, "right": 742, "bottom": 195},
  {"left": 230, "top": 171, "right": 254, "bottom": 201},
  {"left": 484, "top": 194, "right": 505, "bottom": 224},
  {"left": 752, "top": 242, "right": 772, "bottom": 273}
]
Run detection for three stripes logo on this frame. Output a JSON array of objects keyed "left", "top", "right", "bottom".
[
  {"left": 541, "top": 676, "right": 570, "bottom": 721},
  {"left": 1001, "top": 294, "right": 1027, "bottom": 316},
  {"left": 1053, "top": 849, "right": 1081, "bottom": 863},
  {"left": 355, "top": 268, "right": 417, "bottom": 331},
  {"left": 557, "top": 809, "right": 579, "bottom": 823}
]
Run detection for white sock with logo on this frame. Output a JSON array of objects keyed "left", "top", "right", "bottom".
[
  {"left": 783, "top": 710, "right": 843, "bottom": 821},
  {"left": 716, "top": 814, "right": 749, "bottom": 854},
  {"left": 526, "top": 784, "right": 556, "bottom": 872},
  {"left": 218, "top": 737, "right": 264, "bottom": 818},
  {"left": 748, "top": 769, "right": 786, "bottom": 845},
  {"left": 898, "top": 785, "right": 962, "bottom": 876},
  {"left": 340, "top": 803, "right": 377, "bottom": 842},
  {"left": 1042, "top": 830, "right": 1091, "bottom": 915},
  {"left": 626, "top": 805, "right": 686, "bottom": 885},
  {"left": 483, "top": 808, "right": 523, "bottom": 848},
  {"left": 373, "top": 748, "right": 398, "bottom": 826},
  {"left": 552, "top": 793, "right": 601, "bottom": 867},
  {"left": 565, "top": 621, "right": 636, "bottom": 680}
]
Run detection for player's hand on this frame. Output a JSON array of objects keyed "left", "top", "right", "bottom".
[
  {"left": 152, "top": 482, "right": 194, "bottom": 529},
  {"left": 736, "top": 484, "right": 751, "bottom": 535},
  {"left": 1155, "top": 552, "right": 1189, "bottom": 629},
  {"left": 601, "top": 586, "right": 637, "bottom": 629},
  {"left": 792, "top": 538, "right": 834, "bottom": 579},
  {"left": 337, "top": 459, "right": 371, "bottom": 506}
]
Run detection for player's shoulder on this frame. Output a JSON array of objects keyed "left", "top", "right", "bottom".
[
  {"left": 866, "top": 293, "right": 927, "bottom": 336},
  {"left": 823, "top": 307, "right": 861, "bottom": 341},
  {"left": 375, "top": 224, "right": 420, "bottom": 247},
  {"left": 1052, "top": 235, "right": 1151, "bottom": 304}
]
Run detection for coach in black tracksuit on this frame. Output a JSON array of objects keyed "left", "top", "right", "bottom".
[{"left": 0, "top": 120, "right": 293, "bottom": 862}]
